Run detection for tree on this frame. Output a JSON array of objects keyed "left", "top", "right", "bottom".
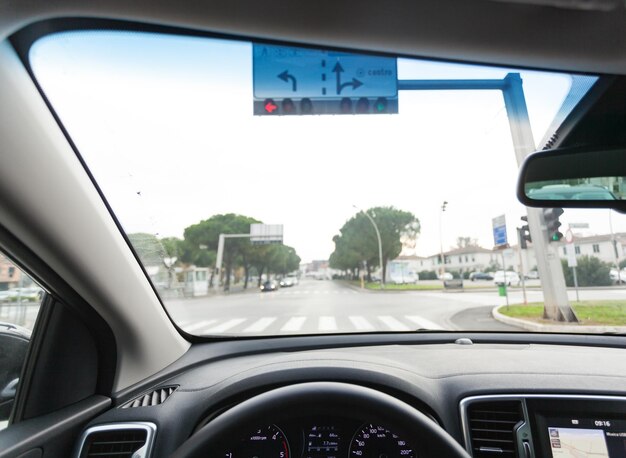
[
  {"left": 456, "top": 236, "right": 478, "bottom": 248},
  {"left": 329, "top": 206, "right": 420, "bottom": 282},
  {"left": 561, "top": 256, "right": 612, "bottom": 287},
  {"left": 267, "top": 244, "right": 301, "bottom": 277},
  {"left": 329, "top": 234, "right": 364, "bottom": 278},
  {"left": 183, "top": 214, "right": 260, "bottom": 289}
]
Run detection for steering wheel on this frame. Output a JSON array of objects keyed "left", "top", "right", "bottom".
[{"left": 172, "top": 382, "right": 471, "bottom": 458}]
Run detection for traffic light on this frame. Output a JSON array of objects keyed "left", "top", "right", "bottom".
[
  {"left": 543, "top": 208, "right": 564, "bottom": 242},
  {"left": 519, "top": 216, "right": 532, "bottom": 249}
]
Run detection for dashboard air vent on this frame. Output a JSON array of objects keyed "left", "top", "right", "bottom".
[
  {"left": 121, "top": 385, "right": 177, "bottom": 408},
  {"left": 78, "top": 423, "right": 155, "bottom": 458},
  {"left": 467, "top": 400, "right": 524, "bottom": 457}
]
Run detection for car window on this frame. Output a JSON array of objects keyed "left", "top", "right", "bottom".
[
  {"left": 28, "top": 30, "right": 626, "bottom": 337},
  {"left": 0, "top": 251, "right": 44, "bottom": 430}
]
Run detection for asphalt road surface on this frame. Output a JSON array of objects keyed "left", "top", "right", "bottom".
[
  {"left": 3, "top": 280, "right": 625, "bottom": 335},
  {"left": 164, "top": 279, "right": 626, "bottom": 336}
]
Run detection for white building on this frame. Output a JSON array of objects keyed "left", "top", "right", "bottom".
[
  {"left": 390, "top": 232, "right": 626, "bottom": 279},
  {"left": 426, "top": 246, "right": 496, "bottom": 274},
  {"left": 556, "top": 232, "right": 626, "bottom": 265},
  {"left": 510, "top": 232, "right": 626, "bottom": 275}
]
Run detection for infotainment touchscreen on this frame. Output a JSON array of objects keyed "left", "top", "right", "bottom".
[{"left": 546, "top": 417, "right": 626, "bottom": 457}]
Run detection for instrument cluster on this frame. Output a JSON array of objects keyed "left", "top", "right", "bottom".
[{"left": 224, "top": 418, "right": 415, "bottom": 458}]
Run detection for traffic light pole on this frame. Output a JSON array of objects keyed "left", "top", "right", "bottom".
[
  {"left": 516, "top": 228, "right": 528, "bottom": 305},
  {"left": 399, "top": 73, "right": 576, "bottom": 321},
  {"left": 500, "top": 74, "right": 577, "bottom": 322}
]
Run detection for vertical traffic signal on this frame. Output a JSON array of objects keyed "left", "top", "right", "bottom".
[
  {"left": 543, "top": 208, "right": 564, "bottom": 242},
  {"left": 519, "top": 216, "right": 532, "bottom": 249}
]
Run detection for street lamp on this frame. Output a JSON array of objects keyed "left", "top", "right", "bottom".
[
  {"left": 439, "top": 201, "right": 448, "bottom": 281},
  {"left": 353, "top": 205, "right": 384, "bottom": 289}
]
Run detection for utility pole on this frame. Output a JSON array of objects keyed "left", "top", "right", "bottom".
[
  {"left": 516, "top": 228, "right": 528, "bottom": 305},
  {"left": 354, "top": 205, "right": 384, "bottom": 289},
  {"left": 439, "top": 201, "right": 448, "bottom": 281}
]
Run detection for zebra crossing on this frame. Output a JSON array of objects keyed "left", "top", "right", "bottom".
[{"left": 178, "top": 314, "right": 444, "bottom": 335}]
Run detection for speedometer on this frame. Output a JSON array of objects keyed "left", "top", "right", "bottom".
[
  {"left": 225, "top": 424, "right": 290, "bottom": 458},
  {"left": 349, "top": 424, "right": 414, "bottom": 458}
]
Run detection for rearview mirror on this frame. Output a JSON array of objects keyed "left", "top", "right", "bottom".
[{"left": 517, "top": 146, "right": 626, "bottom": 211}]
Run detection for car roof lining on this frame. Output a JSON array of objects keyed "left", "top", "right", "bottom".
[{"left": 0, "top": 0, "right": 626, "bottom": 75}]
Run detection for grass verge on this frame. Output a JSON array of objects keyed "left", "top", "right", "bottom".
[{"left": 499, "top": 301, "right": 626, "bottom": 326}]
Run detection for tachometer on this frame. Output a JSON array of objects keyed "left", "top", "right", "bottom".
[
  {"left": 225, "top": 424, "right": 290, "bottom": 458},
  {"left": 349, "top": 424, "right": 414, "bottom": 458}
]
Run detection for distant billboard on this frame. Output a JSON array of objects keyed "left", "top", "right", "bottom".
[{"left": 250, "top": 224, "right": 284, "bottom": 245}]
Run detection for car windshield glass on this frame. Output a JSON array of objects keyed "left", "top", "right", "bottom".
[{"left": 29, "top": 30, "right": 626, "bottom": 337}]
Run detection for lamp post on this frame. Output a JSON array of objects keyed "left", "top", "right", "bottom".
[
  {"left": 353, "top": 205, "right": 384, "bottom": 289},
  {"left": 439, "top": 201, "right": 448, "bottom": 280}
]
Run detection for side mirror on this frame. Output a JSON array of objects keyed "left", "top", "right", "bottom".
[{"left": 517, "top": 146, "right": 626, "bottom": 212}]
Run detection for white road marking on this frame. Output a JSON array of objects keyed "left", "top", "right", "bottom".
[
  {"left": 184, "top": 320, "right": 217, "bottom": 332},
  {"left": 378, "top": 316, "right": 410, "bottom": 331},
  {"left": 406, "top": 315, "right": 444, "bottom": 330},
  {"left": 204, "top": 318, "right": 246, "bottom": 333},
  {"left": 349, "top": 316, "right": 375, "bottom": 331},
  {"left": 242, "top": 317, "right": 277, "bottom": 333},
  {"left": 281, "top": 316, "right": 307, "bottom": 332},
  {"left": 319, "top": 316, "right": 338, "bottom": 331}
]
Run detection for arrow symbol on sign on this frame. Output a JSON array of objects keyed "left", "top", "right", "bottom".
[
  {"left": 264, "top": 100, "right": 278, "bottom": 113},
  {"left": 277, "top": 70, "right": 297, "bottom": 92},
  {"left": 333, "top": 62, "right": 363, "bottom": 94}
]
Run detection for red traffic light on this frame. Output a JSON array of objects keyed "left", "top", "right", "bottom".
[{"left": 264, "top": 99, "right": 278, "bottom": 114}]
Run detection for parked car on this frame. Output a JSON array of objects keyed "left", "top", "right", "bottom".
[
  {"left": 260, "top": 281, "right": 278, "bottom": 292},
  {"left": 610, "top": 268, "right": 626, "bottom": 284},
  {"left": 493, "top": 271, "right": 521, "bottom": 286},
  {"left": 437, "top": 272, "right": 453, "bottom": 281},
  {"left": 525, "top": 271, "right": 540, "bottom": 280},
  {"left": 469, "top": 272, "right": 493, "bottom": 281}
]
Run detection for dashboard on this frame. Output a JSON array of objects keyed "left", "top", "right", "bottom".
[{"left": 72, "top": 334, "right": 626, "bottom": 458}]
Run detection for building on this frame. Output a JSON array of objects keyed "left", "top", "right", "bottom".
[
  {"left": 0, "top": 253, "right": 24, "bottom": 291},
  {"left": 426, "top": 246, "right": 496, "bottom": 274},
  {"left": 501, "top": 232, "right": 626, "bottom": 276},
  {"left": 555, "top": 232, "right": 626, "bottom": 266}
]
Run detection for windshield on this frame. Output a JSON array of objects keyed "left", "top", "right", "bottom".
[{"left": 30, "top": 30, "right": 626, "bottom": 336}]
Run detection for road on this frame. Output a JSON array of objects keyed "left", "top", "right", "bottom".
[{"left": 164, "top": 279, "right": 626, "bottom": 336}]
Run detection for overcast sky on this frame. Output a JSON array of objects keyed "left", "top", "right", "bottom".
[{"left": 30, "top": 31, "right": 626, "bottom": 263}]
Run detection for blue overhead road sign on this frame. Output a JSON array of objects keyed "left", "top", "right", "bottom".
[
  {"left": 492, "top": 214, "right": 508, "bottom": 247},
  {"left": 253, "top": 44, "right": 398, "bottom": 115}
]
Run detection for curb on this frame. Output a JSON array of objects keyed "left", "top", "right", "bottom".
[{"left": 492, "top": 305, "right": 626, "bottom": 334}]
